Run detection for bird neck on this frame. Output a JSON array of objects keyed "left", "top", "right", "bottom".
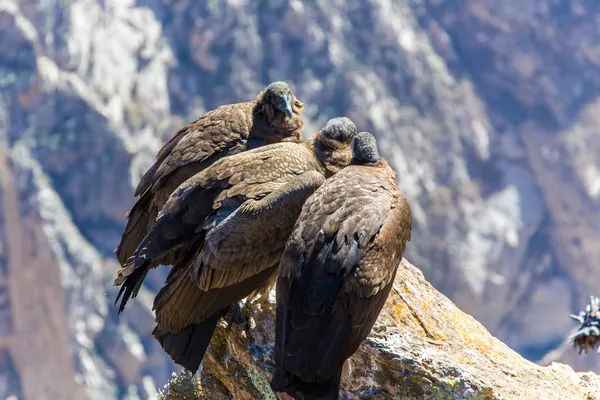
[
  {"left": 351, "top": 158, "right": 387, "bottom": 168},
  {"left": 307, "top": 135, "right": 353, "bottom": 178},
  {"left": 352, "top": 159, "right": 397, "bottom": 187}
]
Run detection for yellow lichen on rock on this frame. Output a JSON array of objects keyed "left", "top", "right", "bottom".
[{"left": 158, "top": 259, "right": 600, "bottom": 399}]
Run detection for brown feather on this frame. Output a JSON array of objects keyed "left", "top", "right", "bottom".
[
  {"left": 272, "top": 154, "right": 412, "bottom": 399},
  {"left": 115, "top": 86, "right": 304, "bottom": 266},
  {"left": 114, "top": 118, "right": 357, "bottom": 373}
]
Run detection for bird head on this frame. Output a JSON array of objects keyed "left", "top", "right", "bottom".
[
  {"left": 264, "top": 81, "right": 294, "bottom": 119},
  {"left": 313, "top": 117, "right": 357, "bottom": 176},
  {"left": 319, "top": 117, "right": 357, "bottom": 148},
  {"left": 352, "top": 132, "right": 381, "bottom": 165}
]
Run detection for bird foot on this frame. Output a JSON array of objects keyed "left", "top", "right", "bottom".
[
  {"left": 218, "top": 319, "right": 229, "bottom": 330},
  {"left": 222, "top": 302, "right": 256, "bottom": 333},
  {"left": 232, "top": 302, "right": 249, "bottom": 325}
]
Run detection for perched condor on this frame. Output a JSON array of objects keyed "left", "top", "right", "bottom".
[
  {"left": 114, "top": 118, "right": 358, "bottom": 374},
  {"left": 115, "top": 81, "right": 304, "bottom": 271},
  {"left": 271, "top": 132, "right": 413, "bottom": 400}
]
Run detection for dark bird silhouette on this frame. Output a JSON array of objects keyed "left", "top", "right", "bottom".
[
  {"left": 115, "top": 81, "right": 304, "bottom": 272},
  {"left": 271, "top": 132, "right": 412, "bottom": 400},
  {"left": 114, "top": 118, "right": 358, "bottom": 373}
]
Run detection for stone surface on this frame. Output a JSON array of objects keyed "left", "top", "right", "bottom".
[
  {"left": 0, "top": 0, "right": 599, "bottom": 398},
  {"left": 161, "top": 260, "right": 600, "bottom": 400}
]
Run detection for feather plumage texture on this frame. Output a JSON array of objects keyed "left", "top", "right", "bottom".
[
  {"left": 114, "top": 118, "right": 357, "bottom": 373},
  {"left": 115, "top": 81, "right": 304, "bottom": 270},
  {"left": 272, "top": 132, "right": 413, "bottom": 400}
]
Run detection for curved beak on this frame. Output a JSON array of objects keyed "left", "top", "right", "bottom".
[{"left": 280, "top": 94, "right": 293, "bottom": 118}]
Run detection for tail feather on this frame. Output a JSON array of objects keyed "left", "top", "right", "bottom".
[
  {"left": 115, "top": 262, "right": 150, "bottom": 313},
  {"left": 115, "top": 192, "right": 156, "bottom": 266},
  {"left": 114, "top": 202, "right": 198, "bottom": 314},
  {"left": 153, "top": 311, "right": 222, "bottom": 373},
  {"left": 270, "top": 367, "right": 342, "bottom": 400}
]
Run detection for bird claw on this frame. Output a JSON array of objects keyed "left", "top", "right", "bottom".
[
  {"left": 218, "top": 320, "right": 229, "bottom": 330},
  {"left": 232, "top": 303, "right": 250, "bottom": 326},
  {"left": 222, "top": 302, "right": 255, "bottom": 333}
]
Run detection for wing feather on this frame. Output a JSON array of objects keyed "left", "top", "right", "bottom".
[
  {"left": 137, "top": 102, "right": 254, "bottom": 196},
  {"left": 275, "top": 162, "right": 412, "bottom": 387},
  {"left": 116, "top": 103, "right": 255, "bottom": 266},
  {"left": 115, "top": 143, "right": 320, "bottom": 313}
]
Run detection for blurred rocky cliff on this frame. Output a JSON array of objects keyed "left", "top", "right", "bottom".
[{"left": 0, "top": 0, "right": 599, "bottom": 398}]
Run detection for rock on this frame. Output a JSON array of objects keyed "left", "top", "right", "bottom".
[
  {"left": 0, "top": 0, "right": 600, "bottom": 398},
  {"left": 158, "top": 259, "right": 598, "bottom": 400}
]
